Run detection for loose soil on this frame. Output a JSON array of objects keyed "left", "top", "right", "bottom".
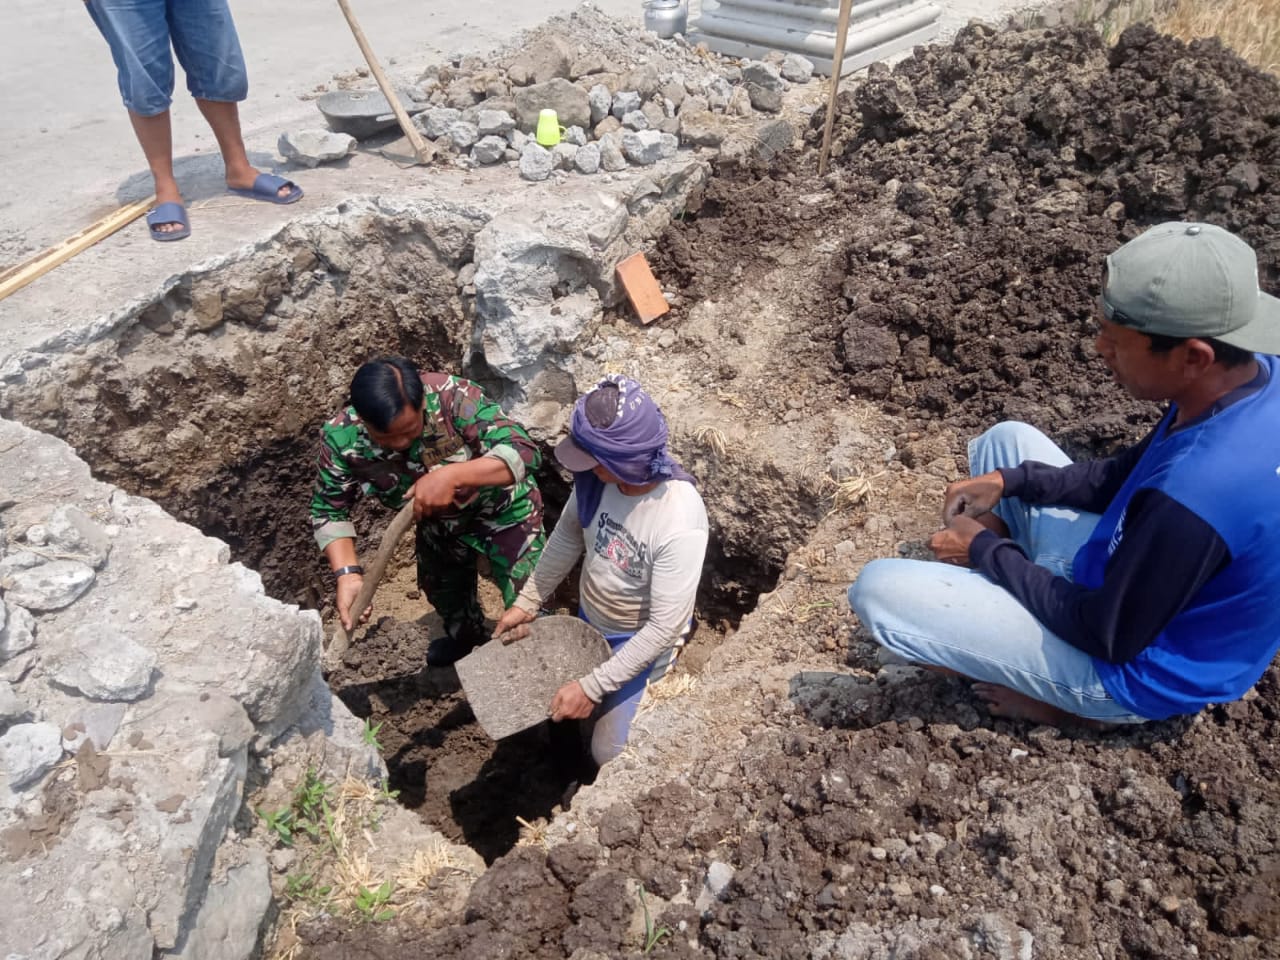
[{"left": 294, "top": 19, "right": 1280, "bottom": 960}]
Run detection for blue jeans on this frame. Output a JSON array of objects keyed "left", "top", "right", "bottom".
[
  {"left": 582, "top": 614, "right": 684, "bottom": 767},
  {"left": 847, "top": 421, "right": 1146, "bottom": 723},
  {"left": 86, "top": 0, "right": 249, "bottom": 116}
]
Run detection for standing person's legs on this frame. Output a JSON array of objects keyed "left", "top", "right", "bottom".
[
  {"left": 416, "top": 521, "right": 486, "bottom": 667},
  {"left": 472, "top": 507, "right": 547, "bottom": 610},
  {"left": 85, "top": 0, "right": 186, "bottom": 233},
  {"left": 167, "top": 0, "right": 299, "bottom": 200}
]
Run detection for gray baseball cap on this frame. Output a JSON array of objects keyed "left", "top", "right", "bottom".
[{"left": 1102, "top": 222, "right": 1280, "bottom": 355}]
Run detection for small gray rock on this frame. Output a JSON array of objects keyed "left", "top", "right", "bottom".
[
  {"left": 471, "top": 135, "right": 508, "bottom": 164},
  {"left": 562, "top": 125, "right": 588, "bottom": 146},
  {"left": 419, "top": 106, "right": 461, "bottom": 139},
  {"left": 746, "top": 83, "right": 783, "bottom": 114},
  {"left": 0, "top": 550, "right": 41, "bottom": 579},
  {"left": 742, "top": 61, "right": 785, "bottom": 92},
  {"left": 622, "top": 130, "right": 666, "bottom": 166},
  {"left": 448, "top": 120, "right": 479, "bottom": 149},
  {"left": 599, "top": 133, "right": 628, "bottom": 172},
  {"left": 621, "top": 110, "right": 649, "bottom": 132},
  {"left": 0, "top": 602, "right": 36, "bottom": 660},
  {"left": 476, "top": 109, "right": 516, "bottom": 137},
  {"left": 703, "top": 77, "right": 732, "bottom": 112},
  {"left": 45, "top": 505, "right": 112, "bottom": 569},
  {"left": 51, "top": 627, "right": 156, "bottom": 701},
  {"left": 507, "top": 128, "right": 529, "bottom": 150},
  {"left": 695, "top": 861, "right": 736, "bottom": 914},
  {"left": 5, "top": 560, "right": 95, "bottom": 612},
  {"left": 781, "top": 53, "right": 815, "bottom": 83},
  {"left": 518, "top": 143, "right": 554, "bottom": 181},
  {"left": 277, "top": 129, "right": 356, "bottom": 168},
  {"left": 574, "top": 142, "right": 602, "bottom": 175},
  {"left": 551, "top": 142, "right": 578, "bottom": 170},
  {"left": 588, "top": 83, "right": 612, "bottom": 125},
  {"left": 611, "top": 91, "right": 642, "bottom": 119},
  {"left": 622, "top": 64, "right": 661, "bottom": 99},
  {"left": 0, "top": 721, "right": 63, "bottom": 789}
]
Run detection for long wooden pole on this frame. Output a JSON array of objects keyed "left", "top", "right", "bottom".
[
  {"left": 327, "top": 502, "right": 417, "bottom": 663},
  {"left": 0, "top": 196, "right": 154, "bottom": 302},
  {"left": 818, "top": 0, "right": 856, "bottom": 176},
  {"left": 334, "top": 0, "right": 433, "bottom": 164}
]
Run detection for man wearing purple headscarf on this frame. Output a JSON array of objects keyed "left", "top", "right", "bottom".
[{"left": 493, "top": 375, "right": 709, "bottom": 767}]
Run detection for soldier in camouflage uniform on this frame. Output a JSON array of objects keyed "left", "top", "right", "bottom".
[{"left": 311, "top": 356, "right": 545, "bottom": 667}]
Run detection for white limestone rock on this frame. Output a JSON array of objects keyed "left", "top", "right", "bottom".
[
  {"left": 574, "top": 142, "right": 602, "bottom": 175},
  {"left": 61, "top": 701, "right": 127, "bottom": 753},
  {"left": 588, "top": 83, "right": 612, "bottom": 125},
  {"left": 519, "top": 143, "right": 554, "bottom": 182},
  {"left": 448, "top": 120, "right": 480, "bottom": 150},
  {"left": 471, "top": 135, "right": 508, "bottom": 165},
  {"left": 611, "top": 90, "right": 642, "bottom": 118},
  {"left": 277, "top": 130, "right": 356, "bottom": 168},
  {"left": 44, "top": 505, "right": 113, "bottom": 568},
  {"left": 418, "top": 106, "right": 461, "bottom": 139},
  {"left": 476, "top": 109, "right": 516, "bottom": 137},
  {"left": 0, "top": 721, "right": 62, "bottom": 788},
  {"left": 781, "top": 53, "right": 815, "bottom": 83},
  {"left": 51, "top": 626, "right": 157, "bottom": 701},
  {"left": 4, "top": 559, "right": 95, "bottom": 611}
]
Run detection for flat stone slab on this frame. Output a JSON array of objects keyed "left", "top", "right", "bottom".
[{"left": 456, "top": 615, "right": 610, "bottom": 740}]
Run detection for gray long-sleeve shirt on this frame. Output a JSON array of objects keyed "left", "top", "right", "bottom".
[{"left": 515, "top": 480, "right": 708, "bottom": 702}]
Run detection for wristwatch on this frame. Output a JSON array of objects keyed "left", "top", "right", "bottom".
[{"left": 333, "top": 565, "right": 365, "bottom": 579}]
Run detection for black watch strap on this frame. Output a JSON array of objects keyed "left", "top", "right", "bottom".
[{"left": 334, "top": 564, "right": 365, "bottom": 579}]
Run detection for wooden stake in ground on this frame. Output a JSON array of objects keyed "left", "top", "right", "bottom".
[
  {"left": 818, "top": 0, "right": 856, "bottom": 176},
  {"left": 616, "top": 252, "right": 671, "bottom": 325},
  {"left": 0, "top": 196, "right": 154, "bottom": 302},
  {"left": 327, "top": 501, "right": 416, "bottom": 663},
  {"left": 334, "top": 0, "right": 434, "bottom": 165}
]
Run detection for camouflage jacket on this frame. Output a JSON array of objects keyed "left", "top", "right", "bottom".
[{"left": 310, "top": 373, "right": 542, "bottom": 551}]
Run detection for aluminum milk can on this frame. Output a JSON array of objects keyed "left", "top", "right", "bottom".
[{"left": 644, "top": 0, "right": 688, "bottom": 38}]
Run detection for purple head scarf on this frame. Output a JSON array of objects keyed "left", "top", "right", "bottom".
[{"left": 568, "top": 375, "right": 695, "bottom": 528}]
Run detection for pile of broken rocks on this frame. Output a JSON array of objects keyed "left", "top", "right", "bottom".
[{"left": 288, "top": 9, "right": 816, "bottom": 180}]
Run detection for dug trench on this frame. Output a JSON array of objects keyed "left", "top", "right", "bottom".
[
  {"left": 3, "top": 19, "right": 1280, "bottom": 959},
  {"left": 0, "top": 196, "right": 823, "bottom": 868}
]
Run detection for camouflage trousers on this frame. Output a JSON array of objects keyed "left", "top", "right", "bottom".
[{"left": 414, "top": 488, "right": 545, "bottom": 643}]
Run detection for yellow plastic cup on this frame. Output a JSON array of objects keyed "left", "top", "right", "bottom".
[{"left": 535, "top": 108, "right": 565, "bottom": 147}]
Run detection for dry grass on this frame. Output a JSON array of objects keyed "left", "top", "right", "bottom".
[{"left": 1156, "top": 0, "right": 1280, "bottom": 74}]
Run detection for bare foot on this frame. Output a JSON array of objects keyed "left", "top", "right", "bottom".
[{"left": 972, "top": 682, "right": 1107, "bottom": 729}]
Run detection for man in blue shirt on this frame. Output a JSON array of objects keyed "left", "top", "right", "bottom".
[{"left": 848, "top": 222, "right": 1280, "bottom": 726}]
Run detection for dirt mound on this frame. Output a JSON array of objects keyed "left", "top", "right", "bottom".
[{"left": 287, "top": 21, "right": 1280, "bottom": 958}]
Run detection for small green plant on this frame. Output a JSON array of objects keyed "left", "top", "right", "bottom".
[
  {"left": 285, "top": 872, "right": 333, "bottom": 905},
  {"left": 257, "top": 806, "right": 295, "bottom": 846},
  {"left": 293, "top": 768, "right": 331, "bottom": 821},
  {"left": 353, "top": 880, "right": 396, "bottom": 923},
  {"left": 378, "top": 777, "right": 400, "bottom": 802},
  {"left": 361, "top": 719, "right": 385, "bottom": 751},
  {"left": 638, "top": 887, "right": 673, "bottom": 955}
]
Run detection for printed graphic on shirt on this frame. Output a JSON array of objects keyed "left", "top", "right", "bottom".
[
  {"left": 1108, "top": 507, "right": 1128, "bottom": 556},
  {"left": 594, "top": 511, "right": 649, "bottom": 580}
]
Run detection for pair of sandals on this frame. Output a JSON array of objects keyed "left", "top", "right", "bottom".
[{"left": 147, "top": 172, "right": 303, "bottom": 242}]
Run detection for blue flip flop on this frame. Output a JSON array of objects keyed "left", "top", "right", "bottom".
[
  {"left": 228, "top": 172, "right": 303, "bottom": 205},
  {"left": 146, "top": 201, "right": 190, "bottom": 242}
]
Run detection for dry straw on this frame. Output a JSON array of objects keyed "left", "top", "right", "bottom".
[{"left": 1157, "top": 0, "right": 1280, "bottom": 74}]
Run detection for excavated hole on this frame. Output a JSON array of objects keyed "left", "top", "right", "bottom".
[{"left": 0, "top": 208, "right": 819, "bottom": 862}]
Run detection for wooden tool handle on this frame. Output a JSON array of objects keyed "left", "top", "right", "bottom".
[
  {"left": 334, "top": 0, "right": 433, "bottom": 163},
  {"left": 818, "top": 0, "right": 855, "bottom": 176},
  {"left": 327, "top": 501, "right": 417, "bottom": 662}
]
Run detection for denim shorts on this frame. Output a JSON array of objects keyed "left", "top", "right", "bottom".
[{"left": 86, "top": 0, "right": 249, "bottom": 116}]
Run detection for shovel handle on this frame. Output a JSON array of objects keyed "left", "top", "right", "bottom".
[
  {"left": 327, "top": 501, "right": 417, "bottom": 662},
  {"left": 334, "top": 0, "right": 434, "bottom": 164}
]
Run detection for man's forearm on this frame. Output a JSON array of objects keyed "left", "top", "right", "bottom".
[
  {"left": 323, "top": 538, "right": 358, "bottom": 571},
  {"left": 443, "top": 455, "right": 514, "bottom": 489}
]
